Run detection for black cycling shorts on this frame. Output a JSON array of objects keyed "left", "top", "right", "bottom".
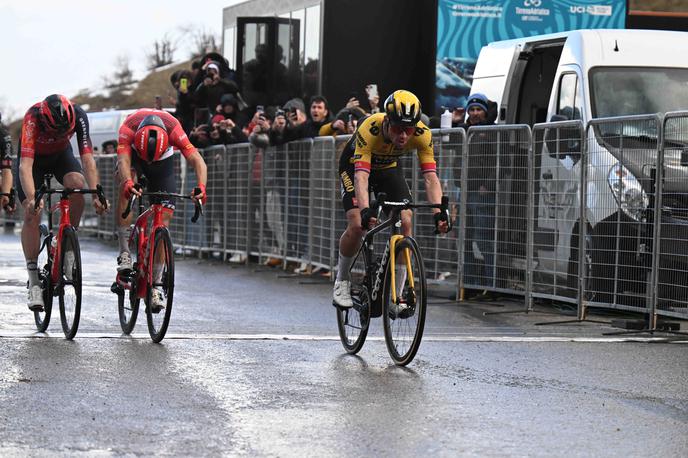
[
  {"left": 16, "top": 145, "right": 83, "bottom": 202},
  {"left": 339, "top": 162, "right": 412, "bottom": 213},
  {"left": 129, "top": 155, "right": 177, "bottom": 209}
]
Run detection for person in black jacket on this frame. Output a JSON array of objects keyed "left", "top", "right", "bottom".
[
  {"left": 194, "top": 61, "right": 240, "bottom": 123},
  {"left": 460, "top": 93, "right": 499, "bottom": 298}
]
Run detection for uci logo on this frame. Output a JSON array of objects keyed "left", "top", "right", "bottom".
[{"left": 524, "top": 0, "right": 542, "bottom": 6}]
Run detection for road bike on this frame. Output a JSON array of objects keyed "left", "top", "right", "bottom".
[
  {"left": 112, "top": 184, "right": 203, "bottom": 343},
  {"left": 33, "top": 174, "right": 107, "bottom": 339},
  {"left": 336, "top": 193, "right": 451, "bottom": 365}
]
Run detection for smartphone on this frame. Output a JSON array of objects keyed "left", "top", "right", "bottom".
[
  {"left": 256, "top": 105, "right": 264, "bottom": 113},
  {"left": 365, "top": 84, "right": 378, "bottom": 100},
  {"left": 179, "top": 78, "right": 188, "bottom": 93}
]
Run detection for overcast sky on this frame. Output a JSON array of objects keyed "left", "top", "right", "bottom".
[{"left": 0, "top": 0, "right": 244, "bottom": 122}]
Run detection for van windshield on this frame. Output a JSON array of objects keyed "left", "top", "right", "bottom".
[{"left": 590, "top": 67, "right": 688, "bottom": 132}]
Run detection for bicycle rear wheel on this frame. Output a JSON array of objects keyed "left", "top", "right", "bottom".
[
  {"left": 58, "top": 227, "right": 82, "bottom": 339},
  {"left": 382, "top": 236, "right": 427, "bottom": 366},
  {"left": 34, "top": 236, "right": 53, "bottom": 332},
  {"left": 336, "top": 251, "right": 370, "bottom": 354},
  {"left": 117, "top": 233, "right": 140, "bottom": 334},
  {"left": 146, "top": 228, "right": 174, "bottom": 343}
]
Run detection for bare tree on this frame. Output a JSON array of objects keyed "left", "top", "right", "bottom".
[
  {"left": 0, "top": 96, "right": 19, "bottom": 124},
  {"left": 179, "top": 25, "right": 220, "bottom": 59},
  {"left": 146, "top": 33, "right": 177, "bottom": 70}
]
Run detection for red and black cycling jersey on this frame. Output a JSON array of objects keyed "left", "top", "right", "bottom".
[
  {"left": 19, "top": 103, "right": 93, "bottom": 159},
  {"left": 117, "top": 109, "right": 197, "bottom": 161},
  {"left": 0, "top": 125, "right": 11, "bottom": 169}
]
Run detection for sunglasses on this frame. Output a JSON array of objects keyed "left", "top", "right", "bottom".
[{"left": 389, "top": 125, "right": 415, "bottom": 136}]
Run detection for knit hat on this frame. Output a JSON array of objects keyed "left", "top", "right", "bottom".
[
  {"left": 465, "top": 93, "right": 489, "bottom": 112},
  {"left": 283, "top": 98, "right": 306, "bottom": 114}
]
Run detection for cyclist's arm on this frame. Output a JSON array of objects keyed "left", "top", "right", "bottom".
[
  {"left": 116, "top": 123, "right": 135, "bottom": 184},
  {"left": 169, "top": 122, "right": 207, "bottom": 187},
  {"left": 423, "top": 171, "right": 443, "bottom": 214},
  {"left": 73, "top": 105, "right": 94, "bottom": 156},
  {"left": 116, "top": 152, "right": 133, "bottom": 184},
  {"left": 415, "top": 126, "right": 441, "bottom": 213},
  {"left": 81, "top": 153, "right": 100, "bottom": 191},
  {"left": 186, "top": 150, "right": 207, "bottom": 188},
  {"left": 19, "top": 156, "right": 35, "bottom": 203},
  {"left": 1, "top": 169, "right": 11, "bottom": 194},
  {"left": 354, "top": 170, "right": 370, "bottom": 210}
]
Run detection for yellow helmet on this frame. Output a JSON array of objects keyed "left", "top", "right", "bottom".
[{"left": 384, "top": 90, "right": 421, "bottom": 127}]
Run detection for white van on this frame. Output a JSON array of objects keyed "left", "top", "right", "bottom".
[
  {"left": 469, "top": 29, "right": 688, "bottom": 301},
  {"left": 69, "top": 109, "right": 136, "bottom": 154}
]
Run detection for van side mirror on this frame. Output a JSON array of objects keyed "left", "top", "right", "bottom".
[{"left": 545, "top": 116, "right": 581, "bottom": 160}]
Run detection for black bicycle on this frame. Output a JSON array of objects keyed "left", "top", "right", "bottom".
[
  {"left": 33, "top": 174, "right": 107, "bottom": 339},
  {"left": 336, "top": 193, "right": 451, "bottom": 366}
]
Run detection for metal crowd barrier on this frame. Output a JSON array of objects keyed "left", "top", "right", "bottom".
[{"left": 1, "top": 114, "right": 687, "bottom": 329}]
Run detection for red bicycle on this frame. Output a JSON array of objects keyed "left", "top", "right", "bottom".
[
  {"left": 33, "top": 174, "right": 107, "bottom": 339},
  {"left": 112, "top": 185, "right": 202, "bottom": 343}
]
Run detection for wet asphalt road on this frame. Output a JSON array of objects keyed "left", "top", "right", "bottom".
[{"left": 0, "top": 231, "right": 686, "bottom": 456}]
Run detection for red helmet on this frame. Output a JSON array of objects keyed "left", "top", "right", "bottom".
[
  {"left": 134, "top": 115, "right": 169, "bottom": 162},
  {"left": 40, "top": 94, "right": 75, "bottom": 133}
]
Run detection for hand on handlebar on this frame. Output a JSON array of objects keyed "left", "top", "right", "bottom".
[
  {"left": 26, "top": 197, "right": 44, "bottom": 215},
  {"left": 123, "top": 179, "right": 142, "bottom": 199},
  {"left": 433, "top": 196, "right": 452, "bottom": 234},
  {"left": 360, "top": 207, "right": 378, "bottom": 231},
  {"left": 191, "top": 183, "right": 207, "bottom": 205}
]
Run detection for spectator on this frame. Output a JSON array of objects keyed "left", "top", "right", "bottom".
[
  {"left": 214, "top": 94, "right": 248, "bottom": 131},
  {"left": 189, "top": 124, "right": 211, "bottom": 148},
  {"left": 172, "top": 69, "right": 196, "bottom": 134},
  {"left": 325, "top": 106, "right": 368, "bottom": 136},
  {"left": 460, "top": 93, "right": 498, "bottom": 300},
  {"left": 194, "top": 61, "right": 240, "bottom": 121},
  {"left": 285, "top": 95, "right": 333, "bottom": 140},
  {"left": 101, "top": 140, "right": 117, "bottom": 155},
  {"left": 209, "top": 114, "right": 248, "bottom": 145}
]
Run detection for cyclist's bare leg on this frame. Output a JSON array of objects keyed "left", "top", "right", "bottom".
[
  {"left": 115, "top": 168, "right": 137, "bottom": 255},
  {"left": 339, "top": 208, "right": 365, "bottom": 257},
  {"left": 63, "top": 172, "right": 86, "bottom": 228},
  {"left": 21, "top": 200, "right": 41, "bottom": 262}
]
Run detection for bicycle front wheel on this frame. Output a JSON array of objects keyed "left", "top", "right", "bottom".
[
  {"left": 34, "top": 237, "right": 53, "bottom": 332},
  {"left": 58, "top": 227, "right": 82, "bottom": 339},
  {"left": 382, "top": 236, "right": 427, "bottom": 366},
  {"left": 146, "top": 228, "right": 174, "bottom": 343}
]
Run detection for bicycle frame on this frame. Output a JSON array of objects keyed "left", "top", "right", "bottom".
[
  {"left": 363, "top": 206, "right": 414, "bottom": 305},
  {"left": 46, "top": 196, "right": 73, "bottom": 284},
  {"left": 135, "top": 204, "right": 171, "bottom": 299}
]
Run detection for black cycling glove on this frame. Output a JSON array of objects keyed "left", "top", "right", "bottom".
[
  {"left": 360, "top": 207, "right": 374, "bottom": 230},
  {"left": 434, "top": 211, "right": 449, "bottom": 233}
]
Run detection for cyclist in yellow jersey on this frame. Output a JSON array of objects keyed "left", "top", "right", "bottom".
[{"left": 333, "top": 90, "right": 448, "bottom": 308}]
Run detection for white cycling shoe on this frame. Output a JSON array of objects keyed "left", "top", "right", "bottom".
[
  {"left": 27, "top": 284, "right": 44, "bottom": 312},
  {"left": 150, "top": 288, "right": 166, "bottom": 313},
  {"left": 332, "top": 280, "right": 353, "bottom": 308},
  {"left": 117, "top": 252, "right": 133, "bottom": 273}
]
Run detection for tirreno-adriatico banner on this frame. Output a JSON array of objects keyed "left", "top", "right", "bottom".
[{"left": 435, "top": 0, "right": 626, "bottom": 113}]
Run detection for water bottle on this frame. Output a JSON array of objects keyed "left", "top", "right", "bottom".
[{"left": 440, "top": 107, "right": 452, "bottom": 142}]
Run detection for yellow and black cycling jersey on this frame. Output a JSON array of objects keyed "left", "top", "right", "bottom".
[{"left": 340, "top": 112, "right": 436, "bottom": 174}]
